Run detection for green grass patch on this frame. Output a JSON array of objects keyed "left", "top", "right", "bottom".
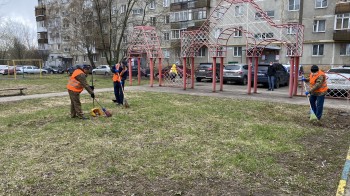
[{"left": 0, "top": 91, "right": 348, "bottom": 195}]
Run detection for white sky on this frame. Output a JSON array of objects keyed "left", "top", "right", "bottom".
[{"left": 0, "top": 0, "right": 37, "bottom": 31}]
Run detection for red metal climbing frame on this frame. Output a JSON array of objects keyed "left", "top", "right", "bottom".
[
  {"left": 181, "top": 0, "right": 304, "bottom": 97},
  {"left": 127, "top": 26, "right": 164, "bottom": 87}
]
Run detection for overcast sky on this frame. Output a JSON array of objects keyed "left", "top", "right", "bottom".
[{"left": 0, "top": 0, "right": 37, "bottom": 30}]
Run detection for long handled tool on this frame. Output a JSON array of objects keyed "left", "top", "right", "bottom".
[
  {"left": 120, "top": 82, "right": 129, "bottom": 108},
  {"left": 302, "top": 80, "right": 318, "bottom": 121},
  {"left": 94, "top": 98, "right": 112, "bottom": 117}
]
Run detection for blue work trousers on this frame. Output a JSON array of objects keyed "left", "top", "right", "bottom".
[
  {"left": 113, "top": 81, "right": 123, "bottom": 104},
  {"left": 309, "top": 94, "right": 325, "bottom": 120}
]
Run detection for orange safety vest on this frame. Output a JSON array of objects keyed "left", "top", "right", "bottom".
[
  {"left": 67, "top": 69, "right": 85, "bottom": 93},
  {"left": 112, "top": 63, "right": 121, "bottom": 82},
  {"left": 309, "top": 71, "right": 328, "bottom": 93}
]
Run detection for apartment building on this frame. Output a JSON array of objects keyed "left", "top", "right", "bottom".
[
  {"left": 36, "top": 0, "right": 350, "bottom": 69},
  {"left": 170, "top": 0, "right": 350, "bottom": 66}
]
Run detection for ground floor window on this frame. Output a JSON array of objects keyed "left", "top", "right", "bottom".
[
  {"left": 340, "top": 43, "right": 350, "bottom": 56},
  {"left": 312, "top": 44, "right": 324, "bottom": 56}
]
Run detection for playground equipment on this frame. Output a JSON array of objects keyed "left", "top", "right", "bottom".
[
  {"left": 126, "top": 26, "right": 164, "bottom": 87},
  {"left": 181, "top": 0, "right": 304, "bottom": 97}
]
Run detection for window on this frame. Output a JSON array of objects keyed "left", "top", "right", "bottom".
[
  {"left": 63, "top": 36, "right": 70, "bottom": 41},
  {"left": 254, "top": 33, "right": 274, "bottom": 39},
  {"left": 214, "top": 28, "right": 222, "bottom": 38},
  {"left": 234, "top": 5, "right": 243, "bottom": 16},
  {"left": 234, "top": 27, "right": 243, "bottom": 37},
  {"left": 149, "top": 0, "right": 156, "bottom": 9},
  {"left": 83, "top": 56, "right": 87, "bottom": 62},
  {"left": 122, "top": 35, "right": 127, "bottom": 43},
  {"left": 233, "top": 46, "right": 242, "bottom": 57},
  {"left": 315, "top": 0, "right": 327, "bottom": 8},
  {"left": 335, "top": 13, "right": 350, "bottom": 30},
  {"left": 101, "top": 52, "right": 106, "bottom": 58},
  {"left": 164, "top": 32, "right": 170, "bottom": 41},
  {"left": 340, "top": 43, "right": 350, "bottom": 56},
  {"left": 164, "top": 15, "right": 170, "bottom": 24},
  {"left": 312, "top": 44, "right": 324, "bottom": 56},
  {"left": 163, "top": 49, "right": 170, "bottom": 58},
  {"left": 64, "top": 48, "right": 70, "bottom": 52},
  {"left": 289, "top": 0, "right": 300, "bottom": 11},
  {"left": 120, "top": 5, "right": 126, "bottom": 13},
  {"left": 171, "top": 29, "right": 184, "bottom": 39},
  {"left": 313, "top": 20, "right": 326, "bottom": 32},
  {"left": 93, "top": 55, "right": 97, "bottom": 62},
  {"left": 150, "top": 17, "right": 156, "bottom": 26},
  {"left": 287, "top": 25, "right": 296, "bottom": 34},
  {"left": 197, "top": 46, "right": 206, "bottom": 57},
  {"left": 255, "top": 11, "right": 274, "bottom": 19},
  {"left": 132, "top": 8, "right": 143, "bottom": 15},
  {"left": 163, "top": 0, "right": 169, "bottom": 7}
]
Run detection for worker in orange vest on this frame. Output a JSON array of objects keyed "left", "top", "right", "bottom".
[
  {"left": 112, "top": 61, "right": 127, "bottom": 105},
  {"left": 303, "top": 65, "right": 328, "bottom": 121},
  {"left": 67, "top": 65, "right": 95, "bottom": 119}
]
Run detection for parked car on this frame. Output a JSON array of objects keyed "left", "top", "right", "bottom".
[
  {"left": 92, "top": 65, "right": 111, "bottom": 75},
  {"left": 325, "top": 66, "right": 350, "bottom": 95},
  {"left": 131, "top": 65, "right": 148, "bottom": 77},
  {"left": 45, "top": 65, "right": 65, "bottom": 74},
  {"left": 0, "top": 66, "right": 21, "bottom": 75},
  {"left": 17, "top": 65, "right": 48, "bottom": 74},
  {"left": 195, "top": 62, "right": 223, "bottom": 82},
  {"left": 252, "top": 63, "right": 289, "bottom": 88},
  {"left": 223, "top": 64, "right": 249, "bottom": 85}
]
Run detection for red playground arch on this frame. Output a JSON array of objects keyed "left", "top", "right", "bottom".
[
  {"left": 127, "top": 26, "right": 164, "bottom": 87},
  {"left": 181, "top": 0, "right": 304, "bottom": 97}
]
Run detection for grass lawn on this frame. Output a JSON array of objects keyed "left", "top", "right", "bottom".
[
  {"left": 0, "top": 74, "right": 150, "bottom": 96},
  {"left": 0, "top": 90, "right": 349, "bottom": 195}
]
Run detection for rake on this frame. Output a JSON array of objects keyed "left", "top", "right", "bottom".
[
  {"left": 120, "top": 82, "right": 129, "bottom": 108},
  {"left": 94, "top": 98, "right": 112, "bottom": 117},
  {"left": 302, "top": 81, "right": 318, "bottom": 121}
]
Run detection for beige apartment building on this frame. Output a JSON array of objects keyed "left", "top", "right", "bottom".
[{"left": 36, "top": 0, "right": 350, "bottom": 69}]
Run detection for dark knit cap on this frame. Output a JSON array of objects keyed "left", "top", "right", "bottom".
[{"left": 310, "top": 65, "right": 319, "bottom": 73}]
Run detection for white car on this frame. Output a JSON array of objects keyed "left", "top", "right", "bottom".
[
  {"left": 18, "top": 65, "right": 48, "bottom": 74},
  {"left": 326, "top": 66, "right": 350, "bottom": 95},
  {"left": 92, "top": 65, "right": 111, "bottom": 75}
]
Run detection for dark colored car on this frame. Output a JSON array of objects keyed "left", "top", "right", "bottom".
[
  {"left": 195, "top": 63, "right": 223, "bottom": 82},
  {"left": 223, "top": 64, "right": 249, "bottom": 85},
  {"left": 131, "top": 65, "right": 148, "bottom": 77},
  {"left": 46, "top": 65, "right": 65, "bottom": 74},
  {"left": 252, "top": 63, "right": 289, "bottom": 88}
]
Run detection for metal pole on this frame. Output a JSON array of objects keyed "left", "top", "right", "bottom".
[
  {"left": 212, "top": 57, "right": 217, "bottom": 92},
  {"left": 220, "top": 57, "right": 224, "bottom": 91},
  {"left": 191, "top": 57, "right": 195, "bottom": 89},
  {"left": 128, "top": 58, "right": 132, "bottom": 86},
  {"left": 150, "top": 58, "right": 154, "bottom": 87},
  {"left": 183, "top": 57, "right": 187, "bottom": 90},
  {"left": 288, "top": 57, "right": 295, "bottom": 98},
  {"left": 254, "top": 57, "right": 259, "bottom": 93},
  {"left": 158, "top": 58, "right": 162, "bottom": 86},
  {"left": 293, "top": 56, "right": 300, "bottom": 96},
  {"left": 247, "top": 57, "right": 252, "bottom": 94},
  {"left": 137, "top": 57, "right": 141, "bottom": 85}
]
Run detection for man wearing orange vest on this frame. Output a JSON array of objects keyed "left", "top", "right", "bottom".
[
  {"left": 303, "top": 65, "right": 328, "bottom": 120},
  {"left": 67, "top": 65, "right": 95, "bottom": 119},
  {"left": 112, "top": 60, "right": 127, "bottom": 105}
]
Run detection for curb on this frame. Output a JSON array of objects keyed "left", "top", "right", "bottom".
[{"left": 336, "top": 146, "right": 350, "bottom": 196}]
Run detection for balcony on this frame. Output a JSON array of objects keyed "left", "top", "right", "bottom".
[
  {"left": 36, "top": 15, "right": 46, "bottom": 22},
  {"left": 170, "top": 0, "right": 210, "bottom": 11},
  {"left": 335, "top": 1, "right": 350, "bottom": 14},
  {"left": 38, "top": 38, "right": 48, "bottom": 44},
  {"left": 35, "top": 7, "right": 46, "bottom": 17},
  {"left": 170, "top": 20, "right": 205, "bottom": 30},
  {"left": 333, "top": 30, "right": 350, "bottom": 41}
]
